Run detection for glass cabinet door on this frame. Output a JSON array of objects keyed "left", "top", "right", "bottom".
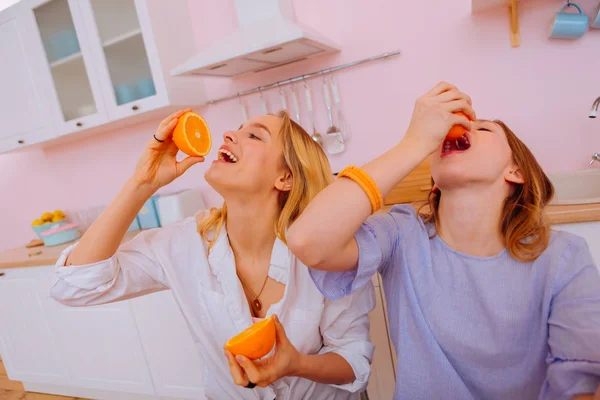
[
  {"left": 89, "top": 0, "right": 157, "bottom": 106},
  {"left": 32, "top": 0, "right": 99, "bottom": 122}
]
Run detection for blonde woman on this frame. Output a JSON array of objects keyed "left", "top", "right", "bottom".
[{"left": 50, "top": 109, "right": 375, "bottom": 400}]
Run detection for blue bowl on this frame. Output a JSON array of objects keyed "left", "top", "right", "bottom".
[
  {"left": 32, "top": 220, "right": 67, "bottom": 239},
  {"left": 40, "top": 223, "right": 81, "bottom": 247}
]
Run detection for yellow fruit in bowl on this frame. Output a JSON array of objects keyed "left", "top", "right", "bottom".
[
  {"left": 32, "top": 219, "right": 44, "bottom": 226},
  {"left": 41, "top": 212, "right": 53, "bottom": 222},
  {"left": 53, "top": 210, "right": 65, "bottom": 219},
  {"left": 51, "top": 215, "right": 64, "bottom": 223}
]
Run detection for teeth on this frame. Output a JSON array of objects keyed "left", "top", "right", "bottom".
[{"left": 218, "top": 149, "right": 238, "bottom": 163}]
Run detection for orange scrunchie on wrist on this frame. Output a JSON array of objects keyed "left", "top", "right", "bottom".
[{"left": 338, "top": 166, "right": 383, "bottom": 214}]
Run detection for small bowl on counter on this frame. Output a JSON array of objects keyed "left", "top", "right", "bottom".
[
  {"left": 40, "top": 223, "right": 81, "bottom": 247},
  {"left": 32, "top": 220, "right": 68, "bottom": 240}
]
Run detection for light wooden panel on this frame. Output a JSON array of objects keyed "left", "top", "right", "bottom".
[{"left": 383, "top": 159, "right": 432, "bottom": 205}]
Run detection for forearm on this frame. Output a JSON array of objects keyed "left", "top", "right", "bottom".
[
  {"left": 288, "top": 136, "right": 430, "bottom": 268},
  {"left": 66, "top": 179, "right": 155, "bottom": 266},
  {"left": 293, "top": 352, "right": 356, "bottom": 385}
]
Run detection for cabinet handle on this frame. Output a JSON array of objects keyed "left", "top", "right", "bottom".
[
  {"left": 17, "top": 140, "right": 24, "bottom": 144},
  {"left": 0, "top": 272, "right": 5, "bottom": 277},
  {"left": 76, "top": 122, "right": 83, "bottom": 127},
  {"left": 132, "top": 105, "right": 139, "bottom": 111}
]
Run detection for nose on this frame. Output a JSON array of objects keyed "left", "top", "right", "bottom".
[{"left": 223, "top": 130, "right": 237, "bottom": 144}]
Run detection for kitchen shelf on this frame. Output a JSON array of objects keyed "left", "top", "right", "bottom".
[
  {"left": 49, "top": 51, "right": 82, "bottom": 68},
  {"left": 102, "top": 28, "right": 141, "bottom": 48}
]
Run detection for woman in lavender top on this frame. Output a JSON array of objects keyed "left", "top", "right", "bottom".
[{"left": 287, "top": 82, "right": 600, "bottom": 400}]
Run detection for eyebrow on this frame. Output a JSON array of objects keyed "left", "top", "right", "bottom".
[{"left": 239, "top": 122, "right": 272, "bottom": 136}]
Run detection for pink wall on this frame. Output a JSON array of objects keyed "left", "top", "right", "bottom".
[{"left": 2, "top": 0, "right": 600, "bottom": 252}]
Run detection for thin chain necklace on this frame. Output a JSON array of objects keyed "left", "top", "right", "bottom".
[{"left": 236, "top": 271, "right": 269, "bottom": 311}]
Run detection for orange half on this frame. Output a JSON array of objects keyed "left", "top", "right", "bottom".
[
  {"left": 446, "top": 111, "right": 470, "bottom": 140},
  {"left": 225, "top": 316, "right": 276, "bottom": 360},
  {"left": 172, "top": 111, "right": 212, "bottom": 157}
]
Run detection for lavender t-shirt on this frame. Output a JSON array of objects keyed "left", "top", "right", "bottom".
[{"left": 310, "top": 204, "right": 600, "bottom": 399}]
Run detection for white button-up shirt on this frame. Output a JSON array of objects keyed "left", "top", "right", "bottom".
[{"left": 51, "top": 216, "right": 375, "bottom": 400}]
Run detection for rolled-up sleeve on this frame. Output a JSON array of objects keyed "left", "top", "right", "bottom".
[
  {"left": 310, "top": 204, "right": 417, "bottom": 300},
  {"left": 544, "top": 238, "right": 600, "bottom": 399},
  {"left": 317, "top": 280, "right": 376, "bottom": 392},
  {"left": 50, "top": 230, "right": 169, "bottom": 306}
]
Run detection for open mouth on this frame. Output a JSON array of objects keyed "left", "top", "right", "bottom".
[
  {"left": 442, "top": 134, "right": 471, "bottom": 156},
  {"left": 218, "top": 148, "right": 238, "bottom": 163}
]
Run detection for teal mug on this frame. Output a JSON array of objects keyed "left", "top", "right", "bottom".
[{"left": 550, "top": 3, "right": 589, "bottom": 39}]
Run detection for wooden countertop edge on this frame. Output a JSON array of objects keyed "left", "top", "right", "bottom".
[
  {"left": 2, "top": 203, "right": 600, "bottom": 270},
  {"left": 379, "top": 202, "right": 600, "bottom": 224},
  {"left": 0, "top": 230, "right": 142, "bottom": 270}
]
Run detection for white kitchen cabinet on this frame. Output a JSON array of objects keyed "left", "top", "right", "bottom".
[
  {"left": 553, "top": 221, "right": 600, "bottom": 266},
  {"left": 0, "top": 266, "right": 67, "bottom": 385},
  {"left": 0, "top": 4, "right": 54, "bottom": 153},
  {"left": 1, "top": 0, "right": 204, "bottom": 146},
  {"left": 130, "top": 290, "right": 206, "bottom": 400},
  {"left": 44, "top": 290, "right": 156, "bottom": 395},
  {"left": 18, "top": 0, "right": 109, "bottom": 135}
]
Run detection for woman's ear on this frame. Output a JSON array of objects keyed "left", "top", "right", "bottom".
[
  {"left": 505, "top": 166, "right": 524, "bottom": 184},
  {"left": 275, "top": 171, "right": 293, "bottom": 192}
]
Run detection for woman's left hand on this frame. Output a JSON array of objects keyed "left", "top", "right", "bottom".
[{"left": 224, "top": 315, "right": 302, "bottom": 388}]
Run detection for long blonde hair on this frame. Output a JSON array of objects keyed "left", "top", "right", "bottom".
[
  {"left": 198, "top": 111, "right": 333, "bottom": 251},
  {"left": 420, "top": 120, "right": 554, "bottom": 262}
]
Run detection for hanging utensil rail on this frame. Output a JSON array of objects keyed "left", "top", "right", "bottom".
[{"left": 205, "top": 49, "right": 401, "bottom": 106}]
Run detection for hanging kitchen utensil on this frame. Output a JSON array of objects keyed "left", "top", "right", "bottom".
[
  {"left": 304, "top": 80, "right": 323, "bottom": 146},
  {"left": 279, "top": 86, "right": 287, "bottom": 111},
  {"left": 322, "top": 77, "right": 345, "bottom": 154},
  {"left": 291, "top": 84, "right": 301, "bottom": 124},
  {"left": 238, "top": 94, "right": 248, "bottom": 123},
  {"left": 330, "top": 75, "right": 352, "bottom": 142},
  {"left": 259, "top": 89, "right": 268, "bottom": 114}
]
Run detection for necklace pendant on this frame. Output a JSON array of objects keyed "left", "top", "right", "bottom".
[{"left": 253, "top": 298, "right": 262, "bottom": 311}]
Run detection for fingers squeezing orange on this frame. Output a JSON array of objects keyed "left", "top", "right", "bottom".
[
  {"left": 225, "top": 316, "right": 276, "bottom": 360},
  {"left": 172, "top": 111, "right": 212, "bottom": 157}
]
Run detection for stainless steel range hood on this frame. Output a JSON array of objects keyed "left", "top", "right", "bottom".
[{"left": 171, "top": 0, "right": 340, "bottom": 78}]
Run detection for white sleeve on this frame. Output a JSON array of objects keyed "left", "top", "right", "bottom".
[
  {"left": 50, "top": 229, "right": 170, "bottom": 307},
  {"left": 318, "top": 280, "right": 376, "bottom": 393}
]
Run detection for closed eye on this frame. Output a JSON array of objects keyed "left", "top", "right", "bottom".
[{"left": 249, "top": 133, "right": 261, "bottom": 140}]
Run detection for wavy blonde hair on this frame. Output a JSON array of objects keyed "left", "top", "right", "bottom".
[
  {"left": 420, "top": 120, "right": 555, "bottom": 262},
  {"left": 198, "top": 111, "right": 333, "bottom": 251}
]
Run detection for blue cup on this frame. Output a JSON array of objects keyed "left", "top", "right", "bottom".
[
  {"left": 591, "top": 3, "right": 600, "bottom": 28},
  {"left": 550, "top": 3, "right": 589, "bottom": 39},
  {"left": 136, "top": 78, "right": 156, "bottom": 98},
  {"left": 115, "top": 83, "right": 137, "bottom": 105}
]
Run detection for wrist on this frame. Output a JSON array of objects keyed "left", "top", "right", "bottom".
[
  {"left": 289, "top": 352, "right": 309, "bottom": 378},
  {"left": 125, "top": 177, "right": 157, "bottom": 199},
  {"left": 399, "top": 130, "right": 437, "bottom": 158}
]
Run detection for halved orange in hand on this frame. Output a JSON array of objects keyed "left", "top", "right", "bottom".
[
  {"left": 172, "top": 111, "right": 212, "bottom": 157},
  {"left": 446, "top": 111, "right": 470, "bottom": 140},
  {"left": 225, "top": 316, "right": 276, "bottom": 360}
]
